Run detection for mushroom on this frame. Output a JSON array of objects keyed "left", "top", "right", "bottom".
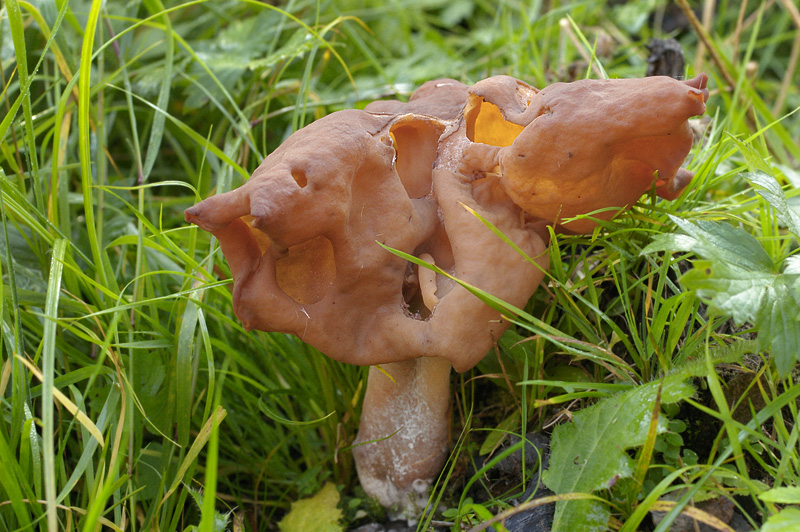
[{"left": 185, "top": 73, "right": 708, "bottom": 517}]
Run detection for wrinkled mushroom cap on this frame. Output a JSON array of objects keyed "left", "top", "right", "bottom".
[
  {"left": 365, "top": 78, "right": 469, "bottom": 119},
  {"left": 186, "top": 104, "right": 546, "bottom": 373},
  {"left": 186, "top": 73, "right": 707, "bottom": 372},
  {"left": 491, "top": 74, "right": 709, "bottom": 232}
]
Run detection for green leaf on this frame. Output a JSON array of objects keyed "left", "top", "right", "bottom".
[
  {"left": 479, "top": 411, "right": 520, "bottom": 456},
  {"left": 680, "top": 259, "right": 800, "bottom": 377},
  {"left": 176, "top": 291, "right": 200, "bottom": 448},
  {"left": 133, "top": 352, "right": 173, "bottom": 435},
  {"left": 161, "top": 406, "right": 227, "bottom": 504},
  {"left": 680, "top": 261, "right": 773, "bottom": 324},
  {"left": 187, "top": 486, "right": 229, "bottom": 532},
  {"left": 732, "top": 136, "right": 800, "bottom": 238},
  {"left": 668, "top": 216, "right": 775, "bottom": 273},
  {"left": 643, "top": 217, "right": 800, "bottom": 377},
  {"left": 440, "top": 0, "right": 475, "bottom": 27},
  {"left": 745, "top": 171, "right": 800, "bottom": 239},
  {"left": 731, "top": 136, "right": 773, "bottom": 175},
  {"left": 759, "top": 486, "right": 800, "bottom": 504},
  {"left": 140, "top": 0, "right": 175, "bottom": 182},
  {"left": 278, "top": 482, "right": 343, "bottom": 532},
  {"left": 42, "top": 238, "right": 67, "bottom": 530},
  {"left": 612, "top": 0, "right": 657, "bottom": 33},
  {"left": 785, "top": 256, "right": 800, "bottom": 274},
  {"left": 761, "top": 508, "right": 800, "bottom": 532},
  {"left": 755, "top": 275, "right": 800, "bottom": 376},
  {"left": 247, "top": 28, "right": 315, "bottom": 71},
  {"left": 542, "top": 376, "right": 694, "bottom": 532}
]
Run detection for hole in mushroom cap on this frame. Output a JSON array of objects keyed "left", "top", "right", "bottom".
[
  {"left": 291, "top": 169, "right": 308, "bottom": 188},
  {"left": 275, "top": 235, "right": 336, "bottom": 304},
  {"left": 465, "top": 99, "right": 525, "bottom": 147},
  {"left": 401, "top": 229, "right": 455, "bottom": 320},
  {"left": 687, "top": 88, "right": 705, "bottom": 104},
  {"left": 388, "top": 121, "right": 441, "bottom": 199},
  {"left": 242, "top": 215, "right": 271, "bottom": 253},
  {"left": 402, "top": 262, "right": 431, "bottom": 320}
]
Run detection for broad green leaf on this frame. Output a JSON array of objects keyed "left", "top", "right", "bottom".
[
  {"left": 247, "top": 27, "right": 315, "bottom": 71},
  {"left": 732, "top": 136, "right": 772, "bottom": 175},
  {"left": 278, "top": 482, "right": 343, "bottom": 532},
  {"left": 667, "top": 216, "right": 774, "bottom": 273},
  {"left": 785, "top": 256, "right": 800, "bottom": 274},
  {"left": 732, "top": 136, "right": 800, "bottom": 238},
  {"left": 640, "top": 233, "right": 699, "bottom": 258},
  {"left": 680, "top": 260, "right": 800, "bottom": 377},
  {"left": 132, "top": 354, "right": 173, "bottom": 435},
  {"left": 761, "top": 508, "right": 800, "bottom": 532},
  {"left": 680, "top": 261, "right": 772, "bottom": 325},
  {"left": 745, "top": 171, "right": 800, "bottom": 238},
  {"left": 755, "top": 275, "right": 800, "bottom": 376},
  {"left": 187, "top": 487, "right": 229, "bottom": 532},
  {"left": 613, "top": 0, "right": 657, "bottom": 33},
  {"left": 643, "top": 217, "right": 800, "bottom": 377},
  {"left": 542, "top": 376, "right": 694, "bottom": 532},
  {"left": 759, "top": 486, "right": 800, "bottom": 504}
]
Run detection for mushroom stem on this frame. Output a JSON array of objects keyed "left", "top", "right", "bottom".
[{"left": 353, "top": 356, "right": 453, "bottom": 517}]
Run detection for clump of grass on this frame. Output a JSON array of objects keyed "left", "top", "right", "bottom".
[{"left": 1, "top": 1, "right": 798, "bottom": 531}]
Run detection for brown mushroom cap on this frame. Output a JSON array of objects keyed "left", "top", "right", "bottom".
[
  {"left": 365, "top": 78, "right": 469, "bottom": 119},
  {"left": 186, "top": 73, "right": 707, "bottom": 372},
  {"left": 493, "top": 74, "right": 709, "bottom": 232},
  {"left": 186, "top": 103, "right": 547, "bottom": 373}
]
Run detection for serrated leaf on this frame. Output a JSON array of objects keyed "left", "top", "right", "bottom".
[
  {"left": 187, "top": 487, "right": 229, "bottom": 532},
  {"left": 761, "top": 508, "right": 800, "bottom": 532},
  {"left": 542, "top": 376, "right": 694, "bottom": 532},
  {"left": 667, "top": 216, "right": 774, "bottom": 273},
  {"left": 278, "top": 482, "right": 343, "bottom": 532},
  {"left": 680, "top": 262, "right": 772, "bottom": 324},
  {"left": 641, "top": 233, "right": 702, "bottom": 256},
  {"left": 680, "top": 260, "right": 800, "bottom": 377},
  {"left": 731, "top": 136, "right": 800, "bottom": 238},
  {"left": 247, "top": 29, "right": 315, "bottom": 70},
  {"left": 755, "top": 275, "right": 800, "bottom": 376},
  {"left": 731, "top": 136, "right": 772, "bottom": 175},
  {"left": 759, "top": 487, "right": 800, "bottom": 504},
  {"left": 745, "top": 171, "right": 800, "bottom": 238},
  {"left": 644, "top": 217, "right": 800, "bottom": 377},
  {"left": 785, "top": 256, "right": 800, "bottom": 274}
]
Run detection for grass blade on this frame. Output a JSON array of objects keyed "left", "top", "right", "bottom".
[
  {"left": 160, "top": 405, "right": 227, "bottom": 505},
  {"left": 16, "top": 356, "right": 105, "bottom": 449},
  {"left": 42, "top": 238, "right": 67, "bottom": 531},
  {"left": 78, "top": 0, "right": 112, "bottom": 290}
]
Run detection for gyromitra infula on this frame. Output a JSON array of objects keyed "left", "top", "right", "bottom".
[{"left": 185, "top": 73, "right": 708, "bottom": 517}]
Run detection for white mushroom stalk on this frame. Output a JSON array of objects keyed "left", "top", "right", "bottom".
[{"left": 353, "top": 356, "right": 453, "bottom": 515}]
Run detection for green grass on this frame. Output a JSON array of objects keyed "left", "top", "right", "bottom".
[{"left": 1, "top": 0, "right": 799, "bottom": 531}]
